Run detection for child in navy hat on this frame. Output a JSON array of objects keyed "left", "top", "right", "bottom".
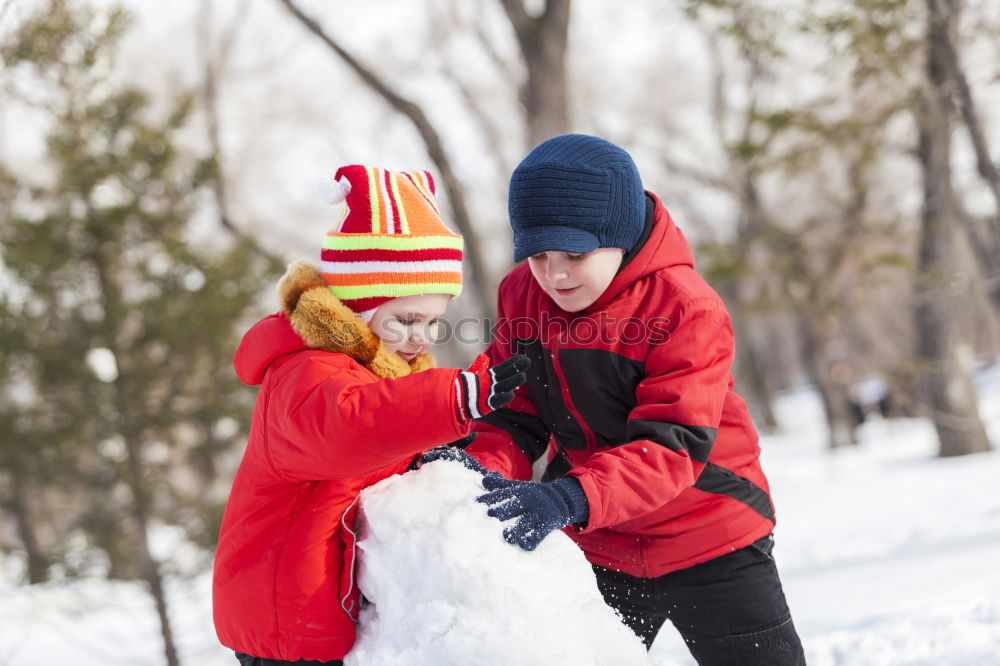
[{"left": 464, "top": 134, "right": 806, "bottom": 665}]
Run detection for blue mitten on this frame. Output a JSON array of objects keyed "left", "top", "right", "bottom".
[
  {"left": 416, "top": 446, "right": 491, "bottom": 476},
  {"left": 476, "top": 476, "right": 590, "bottom": 551}
]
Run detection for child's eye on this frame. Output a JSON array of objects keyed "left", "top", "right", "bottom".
[
  {"left": 567, "top": 252, "right": 587, "bottom": 261},
  {"left": 530, "top": 253, "right": 547, "bottom": 261},
  {"left": 395, "top": 318, "right": 415, "bottom": 326}
]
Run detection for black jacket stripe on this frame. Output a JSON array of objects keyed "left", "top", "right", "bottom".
[
  {"left": 558, "top": 348, "right": 644, "bottom": 449},
  {"left": 693, "top": 463, "right": 775, "bottom": 522},
  {"left": 625, "top": 420, "right": 716, "bottom": 464}
]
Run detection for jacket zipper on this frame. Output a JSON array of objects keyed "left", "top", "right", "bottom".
[
  {"left": 339, "top": 496, "right": 361, "bottom": 623},
  {"left": 550, "top": 340, "right": 597, "bottom": 451}
]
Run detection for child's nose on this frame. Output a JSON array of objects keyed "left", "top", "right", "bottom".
[{"left": 549, "top": 261, "right": 569, "bottom": 281}]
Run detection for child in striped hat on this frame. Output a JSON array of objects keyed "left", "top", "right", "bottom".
[
  {"left": 213, "top": 165, "right": 529, "bottom": 665},
  {"left": 320, "top": 165, "right": 464, "bottom": 365}
]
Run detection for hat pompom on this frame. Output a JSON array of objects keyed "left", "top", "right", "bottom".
[{"left": 320, "top": 175, "right": 352, "bottom": 206}]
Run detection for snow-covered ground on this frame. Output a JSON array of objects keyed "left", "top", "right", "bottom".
[{"left": 2, "top": 366, "right": 999, "bottom": 666}]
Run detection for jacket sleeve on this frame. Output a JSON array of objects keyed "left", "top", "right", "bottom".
[
  {"left": 568, "top": 299, "right": 734, "bottom": 531},
  {"left": 464, "top": 283, "right": 550, "bottom": 480},
  {"left": 268, "top": 362, "right": 470, "bottom": 481}
]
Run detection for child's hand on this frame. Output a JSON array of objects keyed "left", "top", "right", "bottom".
[
  {"left": 454, "top": 354, "right": 530, "bottom": 422},
  {"left": 476, "top": 476, "right": 590, "bottom": 551},
  {"left": 416, "top": 446, "right": 492, "bottom": 476}
]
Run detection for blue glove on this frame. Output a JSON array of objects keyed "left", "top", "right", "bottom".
[
  {"left": 476, "top": 476, "right": 590, "bottom": 551},
  {"left": 416, "top": 446, "right": 491, "bottom": 476}
]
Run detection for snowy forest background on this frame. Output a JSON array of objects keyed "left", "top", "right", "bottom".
[{"left": 1, "top": 0, "right": 999, "bottom": 664}]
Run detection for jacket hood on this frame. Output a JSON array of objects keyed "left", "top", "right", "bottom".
[
  {"left": 582, "top": 192, "right": 695, "bottom": 313},
  {"left": 234, "top": 313, "right": 307, "bottom": 386},
  {"left": 233, "top": 261, "right": 436, "bottom": 386}
]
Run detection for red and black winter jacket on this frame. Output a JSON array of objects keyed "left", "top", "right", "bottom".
[
  {"left": 213, "top": 262, "right": 469, "bottom": 662},
  {"left": 466, "top": 193, "right": 775, "bottom": 578}
]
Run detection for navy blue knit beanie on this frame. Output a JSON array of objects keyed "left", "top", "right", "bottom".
[{"left": 508, "top": 134, "right": 645, "bottom": 263}]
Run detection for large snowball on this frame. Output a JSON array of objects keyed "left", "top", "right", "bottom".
[{"left": 345, "top": 460, "right": 650, "bottom": 665}]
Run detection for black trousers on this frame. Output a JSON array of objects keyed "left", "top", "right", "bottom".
[
  {"left": 592, "top": 535, "right": 807, "bottom": 666},
  {"left": 235, "top": 653, "right": 343, "bottom": 666}
]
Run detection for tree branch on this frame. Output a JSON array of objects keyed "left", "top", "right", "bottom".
[
  {"left": 196, "top": 0, "right": 284, "bottom": 266},
  {"left": 277, "top": 0, "right": 495, "bottom": 313},
  {"left": 468, "top": 2, "right": 519, "bottom": 84},
  {"left": 498, "top": 0, "right": 532, "bottom": 45},
  {"left": 931, "top": 0, "right": 1000, "bottom": 245}
]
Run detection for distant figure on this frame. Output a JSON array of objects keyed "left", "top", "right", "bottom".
[{"left": 465, "top": 134, "right": 807, "bottom": 665}]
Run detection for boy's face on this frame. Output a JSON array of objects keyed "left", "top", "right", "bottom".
[
  {"left": 527, "top": 248, "right": 625, "bottom": 312},
  {"left": 369, "top": 293, "right": 451, "bottom": 361}
]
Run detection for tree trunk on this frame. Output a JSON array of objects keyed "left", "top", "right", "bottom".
[
  {"left": 499, "top": 0, "right": 572, "bottom": 147},
  {"left": 90, "top": 222, "right": 182, "bottom": 666},
  {"left": 931, "top": 0, "right": 1000, "bottom": 240},
  {"left": 9, "top": 473, "right": 50, "bottom": 584},
  {"left": 926, "top": 0, "right": 1000, "bottom": 313},
  {"left": 118, "top": 390, "right": 181, "bottom": 666},
  {"left": 915, "top": 0, "right": 992, "bottom": 458},
  {"left": 737, "top": 326, "right": 779, "bottom": 431},
  {"left": 799, "top": 317, "right": 859, "bottom": 449},
  {"left": 697, "top": 33, "right": 779, "bottom": 431},
  {"left": 733, "top": 180, "right": 778, "bottom": 431},
  {"left": 718, "top": 282, "right": 778, "bottom": 431},
  {"left": 131, "top": 490, "right": 181, "bottom": 666}
]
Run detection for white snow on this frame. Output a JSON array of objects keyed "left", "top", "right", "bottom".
[
  {"left": 2, "top": 368, "right": 1000, "bottom": 665},
  {"left": 346, "top": 460, "right": 650, "bottom": 666}
]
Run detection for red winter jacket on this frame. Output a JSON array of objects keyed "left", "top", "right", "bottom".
[
  {"left": 213, "top": 262, "right": 468, "bottom": 662},
  {"left": 467, "top": 193, "right": 775, "bottom": 578}
]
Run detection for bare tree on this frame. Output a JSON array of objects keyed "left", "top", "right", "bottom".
[
  {"left": 276, "top": 0, "right": 495, "bottom": 314},
  {"left": 915, "top": 0, "right": 992, "bottom": 456},
  {"left": 927, "top": 0, "right": 1000, "bottom": 311},
  {"left": 651, "top": 32, "right": 780, "bottom": 430},
  {"left": 498, "top": 0, "right": 572, "bottom": 147},
  {"left": 673, "top": 4, "right": 799, "bottom": 432},
  {"left": 682, "top": 0, "right": 963, "bottom": 447},
  {"left": 197, "top": 0, "right": 282, "bottom": 267},
  {"left": 707, "top": 30, "right": 781, "bottom": 431},
  {"left": 427, "top": 0, "right": 522, "bottom": 178}
]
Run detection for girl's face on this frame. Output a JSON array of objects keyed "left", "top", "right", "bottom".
[
  {"left": 368, "top": 293, "right": 451, "bottom": 361},
  {"left": 527, "top": 248, "right": 625, "bottom": 312}
]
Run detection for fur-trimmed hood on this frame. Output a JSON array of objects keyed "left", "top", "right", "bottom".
[{"left": 234, "top": 261, "right": 435, "bottom": 385}]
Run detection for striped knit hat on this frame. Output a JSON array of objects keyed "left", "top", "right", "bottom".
[{"left": 321, "top": 165, "right": 464, "bottom": 320}]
